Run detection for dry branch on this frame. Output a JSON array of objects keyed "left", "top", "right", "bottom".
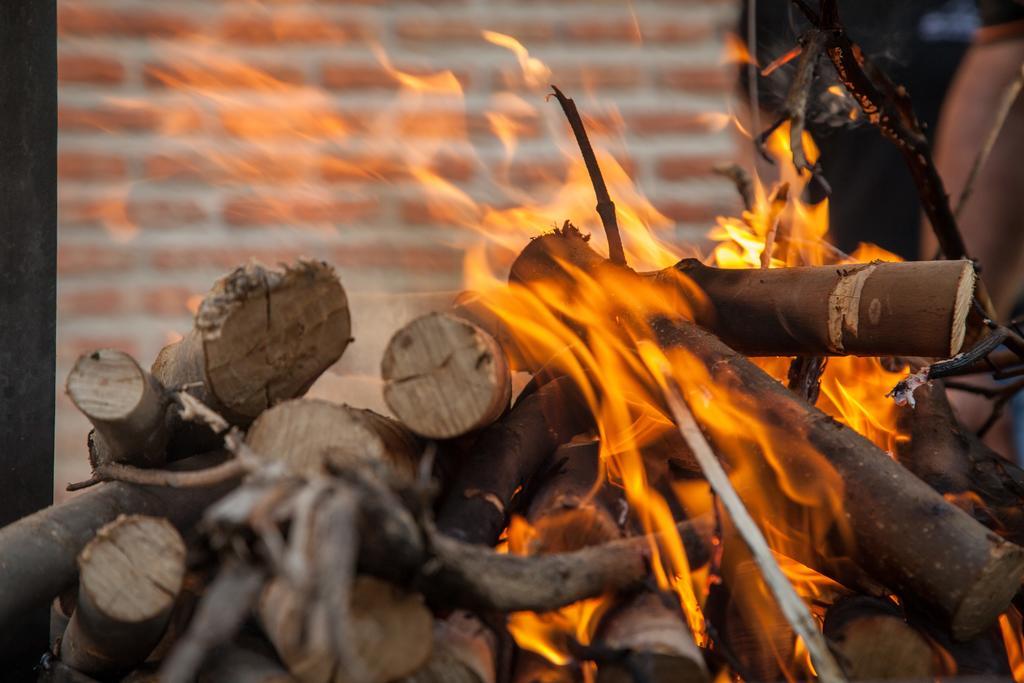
[
  {"left": 60, "top": 515, "right": 186, "bottom": 674},
  {"left": 382, "top": 312, "right": 511, "bottom": 440},
  {"left": 67, "top": 349, "right": 170, "bottom": 468},
  {"left": 152, "top": 259, "right": 351, "bottom": 431},
  {"left": 511, "top": 226, "right": 977, "bottom": 358},
  {"left": 0, "top": 451, "right": 238, "bottom": 659},
  {"left": 655, "top": 319, "right": 1024, "bottom": 639},
  {"left": 436, "top": 376, "right": 593, "bottom": 545}
]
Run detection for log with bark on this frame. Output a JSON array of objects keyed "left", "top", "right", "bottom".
[
  {"left": 152, "top": 259, "right": 351, "bottom": 434},
  {"left": 0, "top": 451, "right": 238, "bottom": 660},
  {"left": 66, "top": 349, "right": 170, "bottom": 468},
  {"left": 436, "top": 375, "right": 594, "bottom": 545},
  {"left": 245, "top": 398, "right": 422, "bottom": 481},
  {"left": 510, "top": 224, "right": 976, "bottom": 358},
  {"left": 403, "top": 612, "right": 497, "bottom": 683},
  {"left": 823, "top": 595, "right": 947, "bottom": 680},
  {"left": 60, "top": 515, "right": 187, "bottom": 674},
  {"left": 898, "top": 381, "right": 1024, "bottom": 545},
  {"left": 653, "top": 319, "right": 1024, "bottom": 639},
  {"left": 382, "top": 312, "right": 511, "bottom": 440}
]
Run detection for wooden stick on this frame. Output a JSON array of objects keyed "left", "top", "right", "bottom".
[
  {"left": 382, "top": 313, "right": 512, "bottom": 440},
  {"left": 823, "top": 595, "right": 947, "bottom": 680},
  {"left": 549, "top": 86, "right": 625, "bottom": 267},
  {"left": 0, "top": 451, "right": 237, "bottom": 656},
  {"left": 898, "top": 381, "right": 1024, "bottom": 545},
  {"left": 435, "top": 375, "right": 593, "bottom": 545},
  {"left": 595, "top": 591, "right": 709, "bottom": 683},
  {"left": 245, "top": 398, "right": 422, "bottom": 481},
  {"left": 655, "top": 319, "right": 1024, "bottom": 639},
  {"left": 659, "top": 374, "right": 846, "bottom": 683},
  {"left": 67, "top": 349, "right": 170, "bottom": 468},
  {"left": 60, "top": 515, "right": 186, "bottom": 674},
  {"left": 152, "top": 259, "right": 351, "bottom": 429},
  {"left": 510, "top": 226, "right": 977, "bottom": 358}
]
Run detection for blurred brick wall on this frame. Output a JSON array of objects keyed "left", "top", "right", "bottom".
[{"left": 56, "top": 0, "right": 740, "bottom": 494}]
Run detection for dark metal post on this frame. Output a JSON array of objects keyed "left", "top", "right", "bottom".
[{"left": 0, "top": 0, "right": 57, "bottom": 671}]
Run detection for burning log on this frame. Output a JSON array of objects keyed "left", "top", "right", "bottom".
[
  {"left": 436, "top": 376, "right": 593, "bottom": 545},
  {"left": 245, "top": 398, "right": 422, "bottom": 480},
  {"left": 152, "top": 260, "right": 351, "bottom": 429},
  {"left": 382, "top": 312, "right": 512, "bottom": 440},
  {"left": 67, "top": 350, "right": 170, "bottom": 468},
  {"left": 594, "top": 591, "right": 708, "bottom": 683},
  {"left": 511, "top": 225, "right": 976, "bottom": 358},
  {"left": 60, "top": 515, "right": 186, "bottom": 674},
  {"left": 823, "top": 595, "right": 946, "bottom": 680},
  {"left": 898, "top": 381, "right": 1024, "bottom": 545},
  {"left": 0, "top": 451, "right": 237, "bottom": 657},
  {"left": 260, "top": 576, "right": 433, "bottom": 683},
  {"left": 656, "top": 319, "right": 1024, "bottom": 639}
]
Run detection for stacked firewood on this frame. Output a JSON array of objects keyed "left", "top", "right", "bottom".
[{"left": 0, "top": 222, "right": 1021, "bottom": 683}]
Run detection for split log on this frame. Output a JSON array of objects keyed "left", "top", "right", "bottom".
[
  {"left": 67, "top": 349, "right": 170, "bottom": 468},
  {"left": 152, "top": 259, "right": 351, "bottom": 429},
  {"left": 60, "top": 515, "right": 186, "bottom": 674},
  {"left": 260, "top": 575, "right": 433, "bottom": 683},
  {"left": 403, "top": 612, "right": 498, "bottom": 683},
  {"left": 823, "top": 595, "right": 946, "bottom": 680},
  {"left": 655, "top": 319, "right": 1024, "bottom": 639},
  {"left": 436, "top": 376, "right": 593, "bottom": 545},
  {"left": 595, "top": 591, "right": 708, "bottom": 683},
  {"left": 898, "top": 381, "right": 1024, "bottom": 545},
  {"left": 245, "top": 398, "right": 421, "bottom": 480},
  {"left": 511, "top": 225, "right": 976, "bottom": 358},
  {"left": 0, "top": 450, "right": 237, "bottom": 657},
  {"left": 382, "top": 312, "right": 511, "bottom": 440}
]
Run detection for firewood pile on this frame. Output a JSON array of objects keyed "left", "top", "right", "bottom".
[{"left": 5, "top": 1, "right": 1024, "bottom": 681}]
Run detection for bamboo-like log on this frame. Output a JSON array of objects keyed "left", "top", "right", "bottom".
[
  {"left": 898, "top": 381, "right": 1024, "bottom": 545},
  {"left": 436, "top": 376, "right": 593, "bottom": 545},
  {"left": 656, "top": 319, "right": 1024, "bottom": 639},
  {"left": 823, "top": 596, "right": 946, "bottom": 680},
  {"left": 595, "top": 591, "right": 708, "bottom": 683},
  {"left": 60, "top": 515, "right": 186, "bottom": 674},
  {"left": 152, "top": 260, "right": 351, "bottom": 429},
  {"left": 0, "top": 451, "right": 237, "bottom": 651},
  {"left": 510, "top": 225, "right": 976, "bottom": 358},
  {"left": 67, "top": 349, "right": 170, "bottom": 467},
  {"left": 261, "top": 576, "right": 433, "bottom": 683},
  {"left": 382, "top": 312, "right": 511, "bottom": 440},
  {"left": 245, "top": 398, "right": 421, "bottom": 480}
]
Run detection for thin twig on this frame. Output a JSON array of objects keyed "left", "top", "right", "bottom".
[
  {"left": 956, "top": 63, "right": 1024, "bottom": 219},
  {"left": 84, "top": 458, "right": 248, "bottom": 489},
  {"left": 712, "top": 163, "right": 756, "bottom": 211},
  {"left": 760, "top": 182, "right": 790, "bottom": 268},
  {"left": 660, "top": 376, "right": 847, "bottom": 683},
  {"left": 778, "top": 29, "right": 826, "bottom": 171},
  {"left": 747, "top": 0, "right": 762, "bottom": 155},
  {"left": 549, "top": 85, "right": 626, "bottom": 267}
]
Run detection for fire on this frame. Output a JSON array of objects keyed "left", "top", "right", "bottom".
[
  {"left": 722, "top": 33, "right": 758, "bottom": 68},
  {"left": 1001, "top": 609, "right": 1024, "bottom": 683}
]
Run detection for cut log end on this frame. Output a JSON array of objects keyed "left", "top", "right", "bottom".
[
  {"left": 78, "top": 514, "right": 185, "bottom": 624},
  {"left": 951, "top": 260, "right": 976, "bottom": 356},
  {"left": 953, "top": 538, "right": 1024, "bottom": 640},
  {"left": 198, "top": 259, "right": 352, "bottom": 422},
  {"left": 246, "top": 398, "right": 421, "bottom": 480},
  {"left": 67, "top": 350, "right": 149, "bottom": 422},
  {"left": 382, "top": 312, "right": 511, "bottom": 440}
]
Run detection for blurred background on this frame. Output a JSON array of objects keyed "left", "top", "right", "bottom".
[{"left": 55, "top": 0, "right": 741, "bottom": 494}]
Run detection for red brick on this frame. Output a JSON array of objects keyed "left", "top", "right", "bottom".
[
  {"left": 141, "top": 287, "right": 198, "bottom": 317},
  {"left": 497, "top": 65, "right": 641, "bottom": 90},
  {"left": 220, "top": 16, "right": 370, "bottom": 43},
  {"left": 328, "top": 245, "right": 464, "bottom": 272},
  {"left": 57, "top": 245, "right": 135, "bottom": 275},
  {"left": 150, "top": 247, "right": 307, "bottom": 271},
  {"left": 625, "top": 112, "right": 711, "bottom": 137},
  {"left": 143, "top": 152, "right": 310, "bottom": 185},
  {"left": 127, "top": 200, "right": 208, "bottom": 229},
  {"left": 144, "top": 61, "right": 305, "bottom": 89},
  {"left": 641, "top": 22, "right": 714, "bottom": 43},
  {"left": 59, "top": 105, "right": 203, "bottom": 134},
  {"left": 563, "top": 20, "right": 641, "bottom": 43},
  {"left": 219, "top": 108, "right": 352, "bottom": 139},
  {"left": 58, "top": 337, "right": 140, "bottom": 367},
  {"left": 658, "top": 67, "right": 732, "bottom": 93},
  {"left": 319, "top": 154, "right": 474, "bottom": 183},
  {"left": 653, "top": 201, "right": 722, "bottom": 224},
  {"left": 395, "top": 20, "right": 553, "bottom": 43},
  {"left": 58, "top": 152, "right": 127, "bottom": 181},
  {"left": 321, "top": 63, "right": 470, "bottom": 91},
  {"left": 60, "top": 198, "right": 206, "bottom": 229},
  {"left": 222, "top": 196, "right": 379, "bottom": 226},
  {"left": 59, "top": 5, "right": 198, "bottom": 38},
  {"left": 59, "top": 289, "right": 125, "bottom": 317},
  {"left": 58, "top": 54, "right": 125, "bottom": 84},
  {"left": 654, "top": 156, "right": 722, "bottom": 181}
]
